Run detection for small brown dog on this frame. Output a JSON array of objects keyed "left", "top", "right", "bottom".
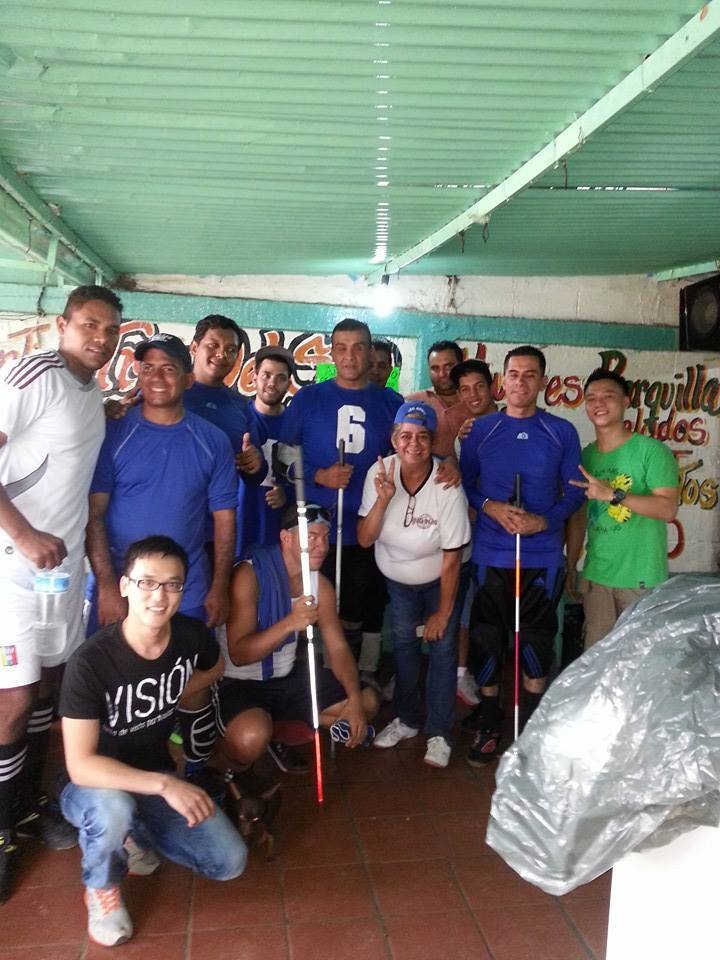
[{"left": 225, "top": 776, "right": 282, "bottom": 861}]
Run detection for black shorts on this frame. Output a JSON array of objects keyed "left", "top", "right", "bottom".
[
  {"left": 217, "top": 663, "right": 348, "bottom": 731},
  {"left": 322, "top": 543, "right": 384, "bottom": 626}
]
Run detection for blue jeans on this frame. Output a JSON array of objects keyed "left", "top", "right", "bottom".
[
  {"left": 385, "top": 563, "right": 469, "bottom": 743},
  {"left": 60, "top": 779, "right": 247, "bottom": 889}
]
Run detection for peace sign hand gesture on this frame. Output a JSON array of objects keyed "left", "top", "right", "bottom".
[{"left": 374, "top": 457, "right": 396, "bottom": 505}]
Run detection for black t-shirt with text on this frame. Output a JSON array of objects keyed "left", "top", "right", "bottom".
[{"left": 60, "top": 614, "right": 219, "bottom": 772}]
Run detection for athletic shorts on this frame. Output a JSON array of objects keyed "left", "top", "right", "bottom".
[
  {"left": 217, "top": 663, "right": 348, "bottom": 731},
  {"left": 321, "top": 543, "right": 383, "bottom": 625},
  {"left": 0, "top": 546, "right": 86, "bottom": 688}
]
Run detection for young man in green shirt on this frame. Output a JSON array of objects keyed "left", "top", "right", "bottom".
[{"left": 567, "top": 368, "right": 679, "bottom": 647}]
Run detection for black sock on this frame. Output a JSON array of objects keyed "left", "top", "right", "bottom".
[
  {"left": 15, "top": 698, "right": 54, "bottom": 813},
  {"left": 480, "top": 694, "right": 500, "bottom": 731},
  {"left": 521, "top": 690, "right": 543, "bottom": 731},
  {"left": 0, "top": 739, "right": 28, "bottom": 832},
  {"left": 178, "top": 699, "right": 218, "bottom": 769}
]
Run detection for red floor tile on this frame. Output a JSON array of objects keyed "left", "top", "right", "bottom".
[
  {"left": 123, "top": 870, "right": 193, "bottom": 937},
  {"left": 14, "top": 842, "right": 82, "bottom": 889},
  {"left": 355, "top": 814, "right": 446, "bottom": 862},
  {"left": 453, "top": 854, "right": 550, "bottom": 909},
  {"left": 561, "top": 869, "right": 612, "bottom": 902},
  {"left": 369, "top": 858, "right": 466, "bottom": 917},
  {"left": 280, "top": 782, "right": 351, "bottom": 821},
  {"left": 562, "top": 899, "right": 610, "bottom": 959},
  {"left": 192, "top": 869, "right": 284, "bottom": 929},
  {"left": 435, "top": 809, "right": 494, "bottom": 859},
  {"left": 282, "top": 863, "right": 375, "bottom": 922},
  {"left": 190, "top": 924, "right": 288, "bottom": 960},
  {"left": 86, "top": 933, "right": 187, "bottom": 960},
  {"left": 276, "top": 818, "right": 361, "bottom": 868},
  {"left": 0, "top": 946, "right": 81, "bottom": 960},
  {"left": 344, "top": 780, "right": 428, "bottom": 818},
  {"left": 414, "top": 777, "right": 488, "bottom": 815},
  {"left": 477, "top": 903, "right": 588, "bottom": 960},
  {"left": 2, "top": 884, "right": 87, "bottom": 948},
  {"left": 327, "top": 745, "right": 406, "bottom": 783},
  {"left": 287, "top": 918, "right": 387, "bottom": 960},
  {"left": 385, "top": 910, "right": 492, "bottom": 960}
]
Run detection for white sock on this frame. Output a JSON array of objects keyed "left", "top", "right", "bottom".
[
  {"left": 457, "top": 666, "right": 467, "bottom": 678},
  {"left": 358, "top": 632, "right": 382, "bottom": 673}
]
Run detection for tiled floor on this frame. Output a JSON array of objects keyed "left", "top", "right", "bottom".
[{"left": 3, "top": 711, "right": 610, "bottom": 959}]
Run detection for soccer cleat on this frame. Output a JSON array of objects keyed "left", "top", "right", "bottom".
[
  {"left": 15, "top": 794, "right": 78, "bottom": 850},
  {"left": 424, "top": 736, "right": 451, "bottom": 768},
  {"left": 373, "top": 718, "right": 419, "bottom": 749},
  {"left": 124, "top": 836, "right": 160, "bottom": 877},
  {"left": 85, "top": 886, "right": 133, "bottom": 947},
  {"left": 456, "top": 673, "right": 480, "bottom": 706},
  {"left": 466, "top": 729, "right": 500, "bottom": 767},
  {"left": 266, "top": 742, "right": 310, "bottom": 775},
  {"left": 0, "top": 831, "right": 19, "bottom": 904}
]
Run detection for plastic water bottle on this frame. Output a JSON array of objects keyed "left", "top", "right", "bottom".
[{"left": 33, "top": 568, "right": 70, "bottom": 657}]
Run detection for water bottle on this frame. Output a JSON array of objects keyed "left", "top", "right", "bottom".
[{"left": 33, "top": 568, "right": 70, "bottom": 657}]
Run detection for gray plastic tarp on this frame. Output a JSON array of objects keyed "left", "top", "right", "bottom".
[{"left": 486, "top": 574, "right": 720, "bottom": 895}]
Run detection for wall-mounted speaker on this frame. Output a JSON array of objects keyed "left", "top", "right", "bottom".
[{"left": 679, "top": 275, "right": 720, "bottom": 351}]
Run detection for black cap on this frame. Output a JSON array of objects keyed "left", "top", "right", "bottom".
[
  {"left": 254, "top": 345, "right": 295, "bottom": 374},
  {"left": 135, "top": 333, "right": 192, "bottom": 373}
]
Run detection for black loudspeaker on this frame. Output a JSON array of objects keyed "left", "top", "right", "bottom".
[{"left": 680, "top": 275, "right": 720, "bottom": 351}]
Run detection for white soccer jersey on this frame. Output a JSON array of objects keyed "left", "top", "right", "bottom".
[
  {"left": 359, "top": 455, "right": 471, "bottom": 585},
  {"left": 220, "top": 565, "right": 320, "bottom": 681},
  {"left": 0, "top": 351, "right": 105, "bottom": 557}
]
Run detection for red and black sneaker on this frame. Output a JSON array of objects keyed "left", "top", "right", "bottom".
[{"left": 466, "top": 729, "right": 500, "bottom": 767}]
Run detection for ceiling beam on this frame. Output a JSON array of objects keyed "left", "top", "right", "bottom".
[
  {"left": 653, "top": 259, "right": 720, "bottom": 282},
  {"left": 0, "top": 154, "right": 115, "bottom": 283},
  {"left": 368, "top": 2, "right": 720, "bottom": 282}
]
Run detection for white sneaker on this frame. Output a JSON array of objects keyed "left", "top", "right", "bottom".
[
  {"left": 456, "top": 672, "right": 479, "bottom": 706},
  {"left": 85, "top": 886, "right": 133, "bottom": 946},
  {"left": 124, "top": 836, "right": 160, "bottom": 876},
  {"left": 373, "top": 717, "right": 419, "bottom": 749},
  {"left": 424, "top": 736, "right": 451, "bottom": 768}
]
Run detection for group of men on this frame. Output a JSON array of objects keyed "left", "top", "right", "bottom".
[{"left": 0, "top": 284, "right": 680, "bottom": 944}]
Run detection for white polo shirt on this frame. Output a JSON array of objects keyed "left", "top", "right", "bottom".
[{"left": 359, "top": 455, "right": 471, "bottom": 586}]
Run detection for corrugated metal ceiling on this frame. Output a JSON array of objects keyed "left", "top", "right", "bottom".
[{"left": 0, "top": 0, "right": 717, "bottom": 280}]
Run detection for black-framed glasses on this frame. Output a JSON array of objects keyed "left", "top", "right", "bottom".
[
  {"left": 404, "top": 495, "right": 416, "bottom": 528},
  {"left": 126, "top": 577, "right": 185, "bottom": 593}
]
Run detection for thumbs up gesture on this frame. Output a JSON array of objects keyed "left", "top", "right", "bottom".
[{"left": 235, "top": 431, "right": 263, "bottom": 475}]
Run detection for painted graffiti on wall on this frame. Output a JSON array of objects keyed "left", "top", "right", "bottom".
[{"left": 462, "top": 341, "right": 720, "bottom": 572}]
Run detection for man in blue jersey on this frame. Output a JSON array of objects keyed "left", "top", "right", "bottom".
[
  {"left": 86, "top": 334, "right": 238, "bottom": 633},
  {"left": 279, "top": 319, "right": 404, "bottom": 658},
  {"left": 242, "top": 345, "right": 296, "bottom": 548},
  {"left": 183, "top": 315, "right": 266, "bottom": 556},
  {"left": 460, "top": 345, "right": 585, "bottom": 765}
]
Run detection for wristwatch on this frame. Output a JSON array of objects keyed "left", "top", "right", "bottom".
[{"left": 610, "top": 488, "right": 627, "bottom": 505}]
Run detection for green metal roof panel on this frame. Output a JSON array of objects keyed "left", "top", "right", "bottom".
[{"left": 0, "top": 0, "right": 716, "bottom": 279}]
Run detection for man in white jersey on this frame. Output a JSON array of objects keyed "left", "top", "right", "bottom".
[
  {"left": 0, "top": 285, "right": 122, "bottom": 901},
  {"left": 216, "top": 503, "right": 378, "bottom": 773}
]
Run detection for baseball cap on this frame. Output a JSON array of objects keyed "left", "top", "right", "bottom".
[
  {"left": 393, "top": 401, "right": 438, "bottom": 433},
  {"left": 281, "top": 503, "right": 332, "bottom": 531},
  {"left": 254, "top": 345, "right": 295, "bottom": 374},
  {"left": 135, "top": 333, "right": 192, "bottom": 372}
]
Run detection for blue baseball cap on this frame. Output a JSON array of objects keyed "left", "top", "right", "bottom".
[
  {"left": 393, "top": 401, "right": 438, "bottom": 433},
  {"left": 135, "top": 333, "right": 192, "bottom": 372}
]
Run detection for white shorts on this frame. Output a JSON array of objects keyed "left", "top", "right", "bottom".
[{"left": 0, "top": 546, "right": 86, "bottom": 689}]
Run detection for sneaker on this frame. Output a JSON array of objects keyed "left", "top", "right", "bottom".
[
  {"left": 373, "top": 718, "right": 419, "bottom": 749},
  {"left": 15, "top": 794, "right": 78, "bottom": 850},
  {"left": 466, "top": 729, "right": 500, "bottom": 767},
  {"left": 266, "top": 742, "right": 310, "bottom": 775},
  {"left": 85, "top": 886, "right": 133, "bottom": 946},
  {"left": 124, "top": 836, "right": 160, "bottom": 877},
  {"left": 456, "top": 672, "right": 479, "bottom": 707},
  {"left": 0, "top": 830, "right": 18, "bottom": 904},
  {"left": 381, "top": 675, "right": 396, "bottom": 702},
  {"left": 424, "top": 736, "right": 451, "bottom": 768}
]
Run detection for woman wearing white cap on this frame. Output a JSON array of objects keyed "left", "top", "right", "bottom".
[{"left": 357, "top": 402, "right": 471, "bottom": 767}]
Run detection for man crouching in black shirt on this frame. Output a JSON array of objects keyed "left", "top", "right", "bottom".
[{"left": 59, "top": 536, "right": 246, "bottom": 947}]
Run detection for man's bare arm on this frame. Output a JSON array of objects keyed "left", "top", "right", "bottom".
[{"left": 85, "top": 492, "right": 126, "bottom": 625}]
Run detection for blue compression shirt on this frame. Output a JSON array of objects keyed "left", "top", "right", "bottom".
[{"left": 460, "top": 409, "right": 584, "bottom": 569}]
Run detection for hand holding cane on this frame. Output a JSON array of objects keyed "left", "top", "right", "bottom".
[
  {"left": 335, "top": 439, "right": 345, "bottom": 615},
  {"left": 290, "top": 448, "right": 325, "bottom": 804},
  {"left": 512, "top": 473, "right": 522, "bottom": 741}
]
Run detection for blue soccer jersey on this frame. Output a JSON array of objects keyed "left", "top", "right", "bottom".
[
  {"left": 460, "top": 409, "right": 585, "bottom": 569},
  {"left": 280, "top": 380, "right": 403, "bottom": 544},
  {"left": 90, "top": 407, "right": 238, "bottom": 613},
  {"left": 237, "top": 406, "right": 293, "bottom": 551}
]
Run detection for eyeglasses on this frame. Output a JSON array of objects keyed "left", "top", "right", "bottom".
[
  {"left": 126, "top": 577, "right": 185, "bottom": 593},
  {"left": 404, "top": 495, "right": 416, "bottom": 528}
]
